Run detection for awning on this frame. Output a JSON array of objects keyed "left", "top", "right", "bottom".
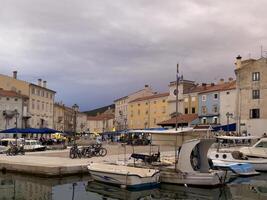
[
  {"left": 212, "top": 123, "right": 236, "bottom": 132},
  {"left": 0, "top": 128, "right": 59, "bottom": 134}
]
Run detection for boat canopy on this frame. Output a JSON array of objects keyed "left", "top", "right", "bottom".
[
  {"left": 128, "top": 127, "right": 193, "bottom": 134},
  {"left": 216, "top": 136, "right": 260, "bottom": 140},
  {"left": 212, "top": 123, "right": 236, "bottom": 132},
  {"left": 177, "top": 139, "right": 215, "bottom": 173}
]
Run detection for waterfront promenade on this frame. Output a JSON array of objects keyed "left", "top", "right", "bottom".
[{"left": 0, "top": 144, "right": 174, "bottom": 176}]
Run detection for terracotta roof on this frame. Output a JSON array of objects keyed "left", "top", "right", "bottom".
[
  {"left": 158, "top": 114, "right": 198, "bottom": 125},
  {"left": 0, "top": 89, "right": 28, "bottom": 99},
  {"left": 198, "top": 81, "right": 236, "bottom": 94},
  {"left": 87, "top": 113, "right": 114, "bottom": 121},
  {"left": 129, "top": 92, "right": 169, "bottom": 103}
]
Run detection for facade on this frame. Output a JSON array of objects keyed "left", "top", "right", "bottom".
[
  {"left": 87, "top": 114, "right": 114, "bottom": 134},
  {"left": 167, "top": 80, "right": 195, "bottom": 117},
  {"left": 76, "top": 112, "right": 88, "bottom": 133},
  {"left": 0, "top": 89, "right": 28, "bottom": 134},
  {"left": 219, "top": 80, "right": 236, "bottom": 126},
  {"left": 235, "top": 56, "right": 267, "bottom": 136},
  {"left": 53, "top": 103, "right": 65, "bottom": 132},
  {"left": 198, "top": 81, "right": 236, "bottom": 125},
  {"left": 128, "top": 92, "right": 169, "bottom": 129},
  {"left": 114, "top": 85, "right": 154, "bottom": 131},
  {"left": 29, "top": 80, "right": 56, "bottom": 128},
  {"left": 0, "top": 71, "right": 56, "bottom": 128}
]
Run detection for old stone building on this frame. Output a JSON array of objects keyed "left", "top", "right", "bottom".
[
  {"left": 0, "top": 71, "right": 56, "bottom": 128},
  {"left": 235, "top": 56, "right": 267, "bottom": 136}
]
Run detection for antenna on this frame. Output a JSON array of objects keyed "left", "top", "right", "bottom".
[{"left": 261, "top": 45, "right": 263, "bottom": 58}]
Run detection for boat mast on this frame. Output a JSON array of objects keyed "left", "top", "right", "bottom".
[{"left": 175, "top": 63, "right": 179, "bottom": 171}]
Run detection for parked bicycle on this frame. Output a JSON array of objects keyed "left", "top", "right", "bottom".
[
  {"left": 6, "top": 144, "right": 25, "bottom": 156},
  {"left": 69, "top": 144, "right": 82, "bottom": 159},
  {"left": 82, "top": 143, "right": 107, "bottom": 158}
]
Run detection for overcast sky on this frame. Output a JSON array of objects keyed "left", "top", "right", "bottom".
[{"left": 1, "top": 0, "right": 267, "bottom": 111}]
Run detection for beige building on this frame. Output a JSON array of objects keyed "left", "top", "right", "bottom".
[
  {"left": 87, "top": 113, "right": 114, "bottom": 134},
  {"left": 128, "top": 92, "right": 169, "bottom": 129},
  {"left": 76, "top": 112, "right": 88, "bottom": 133},
  {"left": 235, "top": 56, "right": 267, "bottom": 136},
  {"left": 114, "top": 85, "right": 154, "bottom": 131},
  {"left": 0, "top": 71, "right": 56, "bottom": 128}
]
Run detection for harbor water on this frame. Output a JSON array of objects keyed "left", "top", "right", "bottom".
[{"left": 0, "top": 172, "right": 267, "bottom": 200}]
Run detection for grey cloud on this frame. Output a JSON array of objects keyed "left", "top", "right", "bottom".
[{"left": 1, "top": 0, "right": 267, "bottom": 110}]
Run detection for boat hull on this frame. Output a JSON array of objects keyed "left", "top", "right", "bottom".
[
  {"left": 160, "top": 169, "right": 232, "bottom": 186},
  {"left": 88, "top": 163, "right": 160, "bottom": 189}
]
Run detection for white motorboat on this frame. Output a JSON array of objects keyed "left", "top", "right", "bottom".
[
  {"left": 209, "top": 150, "right": 267, "bottom": 171},
  {"left": 159, "top": 138, "right": 233, "bottom": 186},
  {"left": 87, "top": 163, "right": 160, "bottom": 189},
  {"left": 239, "top": 138, "right": 267, "bottom": 158}
]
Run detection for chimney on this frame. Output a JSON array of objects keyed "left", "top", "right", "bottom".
[
  {"left": 219, "top": 78, "right": 224, "bottom": 84},
  {"left": 144, "top": 84, "right": 149, "bottom": 88},
  {"left": 43, "top": 80, "right": 47, "bottom": 88},
  {"left": 211, "top": 83, "right": 215, "bottom": 86},
  {"left": 38, "top": 79, "right": 42, "bottom": 86},
  {"left": 13, "top": 71, "right": 17, "bottom": 79},
  {"left": 235, "top": 55, "right": 242, "bottom": 69},
  {"left": 202, "top": 83, "right": 207, "bottom": 89},
  {"left": 228, "top": 77, "right": 233, "bottom": 82}
]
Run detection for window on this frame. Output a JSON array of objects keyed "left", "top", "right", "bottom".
[
  {"left": 192, "top": 97, "right": 196, "bottom": 102},
  {"left": 214, "top": 93, "right": 218, "bottom": 99},
  {"left": 50, "top": 93, "right": 53, "bottom": 99},
  {"left": 32, "top": 99, "right": 35, "bottom": 110},
  {"left": 185, "top": 108, "right": 188, "bottom": 114},
  {"left": 192, "top": 107, "right": 196, "bottom": 114},
  {"left": 154, "top": 101, "right": 157, "bottom": 104},
  {"left": 184, "top": 98, "right": 188, "bottom": 102},
  {"left": 41, "top": 90, "right": 44, "bottom": 97},
  {"left": 226, "top": 91, "right": 230, "bottom": 95},
  {"left": 213, "top": 117, "right": 218, "bottom": 124},
  {"left": 145, "top": 110, "right": 148, "bottom": 115},
  {"left": 173, "top": 89, "right": 178, "bottom": 95},
  {"left": 252, "top": 90, "right": 260, "bottom": 99},
  {"left": 256, "top": 142, "right": 267, "bottom": 148},
  {"left": 138, "top": 104, "right": 140, "bottom": 107},
  {"left": 162, "top": 99, "right": 166, "bottom": 103},
  {"left": 202, "top": 106, "right": 207, "bottom": 114},
  {"left": 213, "top": 105, "right": 218, "bottom": 113},
  {"left": 202, "top": 118, "right": 207, "bottom": 124},
  {"left": 14, "top": 98, "right": 18, "bottom": 101},
  {"left": 154, "top": 118, "right": 157, "bottom": 124},
  {"left": 202, "top": 95, "right": 206, "bottom": 101},
  {"left": 252, "top": 72, "right": 260, "bottom": 81},
  {"left": 138, "top": 110, "right": 140, "bottom": 115},
  {"left": 37, "top": 100, "right": 40, "bottom": 110},
  {"left": 31, "top": 88, "right": 35, "bottom": 95},
  {"left": 250, "top": 109, "right": 260, "bottom": 119}
]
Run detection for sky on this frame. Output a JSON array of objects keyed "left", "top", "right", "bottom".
[{"left": 1, "top": 0, "right": 267, "bottom": 111}]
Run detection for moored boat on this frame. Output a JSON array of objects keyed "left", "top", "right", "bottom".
[{"left": 87, "top": 162, "right": 160, "bottom": 189}]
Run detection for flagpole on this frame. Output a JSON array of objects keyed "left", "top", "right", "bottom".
[{"left": 175, "top": 63, "right": 179, "bottom": 171}]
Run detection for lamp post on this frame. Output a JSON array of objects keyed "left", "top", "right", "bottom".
[
  {"left": 226, "top": 112, "right": 233, "bottom": 134},
  {"left": 72, "top": 104, "right": 79, "bottom": 145}
]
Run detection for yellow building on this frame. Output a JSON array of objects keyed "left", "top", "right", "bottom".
[{"left": 128, "top": 93, "right": 169, "bottom": 129}]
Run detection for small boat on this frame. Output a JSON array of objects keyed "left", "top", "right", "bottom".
[
  {"left": 159, "top": 138, "right": 233, "bottom": 186},
  {"left": 212, "top": 160, "right": 260, "bottom": 176},
  {"left": 87, "top": 163, "right": 160, "bottom": 189},
  {"left": 209, "top": 150, "right": 267, "bottom": 171},
  {"left": 239, "top": 138, "right": 267, "bottom": 158}
]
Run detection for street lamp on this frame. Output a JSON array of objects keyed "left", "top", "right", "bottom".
[
  {"left": 72, "top": 104, "right": 79, "bottom": 144},
  {"left": 226, "top": 112, "right": 233, "bottom": 134}
]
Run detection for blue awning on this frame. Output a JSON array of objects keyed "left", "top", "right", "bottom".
[
  {"left": 212, "top": 123, "right": 236, "bottom": 132},
  {"left": 0, "top": 128, "right": 59, "bottom": 134}
]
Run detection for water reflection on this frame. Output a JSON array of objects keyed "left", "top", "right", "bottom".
[{"left": 0, "top": 172, "right": 267, "bottom": 200}]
